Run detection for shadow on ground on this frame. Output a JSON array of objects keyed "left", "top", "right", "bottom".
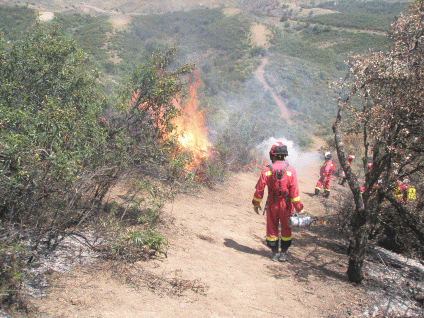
[{"left": 223, "top": 238, "right": 270, "bottom": 258}]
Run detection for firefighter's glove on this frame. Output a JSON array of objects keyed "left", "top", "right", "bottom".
[
  {"left": 297, "top": 209, "right": 306, "bottom": 215},
  {"left": 253, "top": 205, "right": 262, "bottom": 214}
]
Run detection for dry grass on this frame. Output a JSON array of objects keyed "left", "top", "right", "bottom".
[{"left": 109, "top": 262, "right": 209, "bottom": 297}]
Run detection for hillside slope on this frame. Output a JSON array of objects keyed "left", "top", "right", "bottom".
[{"left": 31, "top": 154, "right": 373, "bottom": 318}]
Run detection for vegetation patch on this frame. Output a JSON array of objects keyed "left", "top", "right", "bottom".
[{"left": 303, "top": 12, "right": 393, "bottom": 32}]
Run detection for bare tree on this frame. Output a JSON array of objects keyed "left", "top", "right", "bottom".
[{"left": 332, "top": 0, "right": 424, "bottom": 283}]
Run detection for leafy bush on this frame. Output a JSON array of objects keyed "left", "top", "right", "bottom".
[
  {"left": 0, "top": 25, "right": 199, "bottom": 310},
  {"left": 0, "top": 238, "right": 28, "bottom": 309},
  {"left": 0, "top": 24, "right": 107, "bottom": 226},
  {"left": 124, "top": 229, "right": 167, "bottom": 251},
  {"left": 105, "top": 228, "right": 169, "bottom": 262}
]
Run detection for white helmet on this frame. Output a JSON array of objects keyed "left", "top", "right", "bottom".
[{"left": 324, "top": 152, "right": 332, "bottom": 159}]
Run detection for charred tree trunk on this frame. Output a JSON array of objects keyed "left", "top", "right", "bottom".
[
  {"left": 333, "top": 105, "right": 369, "bottom": 283},
  {"left": 345, "top": 208, "right": 373, "bottom": 283}
]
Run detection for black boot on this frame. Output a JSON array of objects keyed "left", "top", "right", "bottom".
[
  {"left": 312, "top": 188, "right": 319, "bottom": 197},
  {"left": 278, "top": 249, "right": 289, "bottom": 262},
  {"left": 324, "top": 191, "right": 330, "bottom": 198},
  {"left": 279, "top": 239, "right": 291, "bottom": 262},
  {"left": 271, "top": 246, "right": 279, "bottom": 262}
]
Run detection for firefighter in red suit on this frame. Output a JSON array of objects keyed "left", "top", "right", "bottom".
[
  {"left": 314, "top": 152, "right": 335, "bottom": 198},
  {"left": 339, "top": 155, "right": 355, "bottom": 186},
  {"left": 360, "top": 163, "right": 373, "bottom": 193},
  {"left": 252, "top": 142, "right": 305, "bottom": 262},
  {"left": 401, "top": 176, "right": 417, "bottom": 203}
]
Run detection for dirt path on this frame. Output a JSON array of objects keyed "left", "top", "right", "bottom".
[
  {"left": 255, "top": 58, "right": 292, "bottom": 125},
  {"left": 250, "top": 21, "right": 292, "bottom": 125},
  {"left": 31, "top": 153, "right": 371, "bottom": 317}
]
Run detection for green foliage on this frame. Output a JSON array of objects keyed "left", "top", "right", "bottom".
[
  {"left": 131, "top": 179, "right": 165, "bottom": 225},
  {"left": 54, "top": 13, "right": 113, "bottom": 61},
  {"left": 301, "top": 28, "right": 391, "bottom": 55},
  {"left": 270, "top": 32, "right": 341, "bottom": 67},
  {"left": 317, "top": 0, "right": 408, "bottom": 16},
  {"left": 0, "top": 237, "right": 29, "bottom": 310},
  {"left": 0, "top": 4, "right": 395, "bottom": 161},
  {"left": 215, "top": 112, "right": 269, "bottom": 170},
  {"left": 0, "top": 6, "right": 38, "bottom": 41},
  {"left": 107, "top": 228, "right": 169, "bottom": 262},
  {"left": 0, "top": 24, "right": 107, "bottom": 225},
  {"left": 113, "top": 8, "right": 257, "bottom": 105},
  {"left": 303, "top": 12, "right": 393, "bottom": 32},
  {"left": 373, "top": 205, "right": 423, "bottom": 258},
  {"left": 0, "top": 20, "right": 199, "bottom": 310},
  {"left": 122, "top": 228, "right": 168, "bottom": 251},
  {"left": 0, "top": 241, "right": 27, "bottom": 287},
  {"left": 212, "top": 77, "right": 293, "bottom": 169},
  {"left": 124, "top": 9, "right": 250, "bottom": 53},
  {"left": 264, "top": 53, "right": 341, "bottom": 127},
  {"left": 110, "top": 47, "right": 195, "bottom": 184}
]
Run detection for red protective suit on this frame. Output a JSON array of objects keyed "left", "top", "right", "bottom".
[
  {"left": 315, "top": 159, "right": 335, "bottom": 194},
  {"left": 340, "top": 156, "right": 354, "bottom": 186},
  {"left": 360, "top": 163, "right": 373, "bottom": 193},
  {"left": 252, "top": 161, "right": 304, "bottom": 244}
]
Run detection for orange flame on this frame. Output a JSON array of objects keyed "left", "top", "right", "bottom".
[{"left": 171, "top": 70, "right": 211, "bottom": 170}]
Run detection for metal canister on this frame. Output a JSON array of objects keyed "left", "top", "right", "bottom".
[{"left": 288, "top": 212, "right": 312, "bottom": 228}]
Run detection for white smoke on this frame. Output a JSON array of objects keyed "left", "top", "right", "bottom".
[{"left": 256, "top": 136, "right": 321, "bottom": 171}]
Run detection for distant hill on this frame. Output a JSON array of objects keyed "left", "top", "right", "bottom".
[{"left": 0, "top": 0, "right": 405, "bottom": 150}]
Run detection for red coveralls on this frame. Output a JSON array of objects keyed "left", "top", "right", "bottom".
[
  {"left": 252, "top": 161, "right": 304, "bottom": 244},
  {"left": 315, "top": 159, "right": 335, "bottom": 194},
  {"left": 341, "top": 157, "right": 353, "bottom": 178},
  {"left": 360, "top": 163, "right": 373, "bottom": 193}
]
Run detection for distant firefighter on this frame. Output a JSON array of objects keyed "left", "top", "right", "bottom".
[
  {"left": 401, "top": 176, "right": 417, "bottom": 203},
  {"left": 313, "top": 152, "right": 335, "bottom": 198},
  {"left": 360, "top": 163, "right": 373, "bottom": 193},
  {"left": 339, "top": 155, "right": 355, "bottom": 186}
]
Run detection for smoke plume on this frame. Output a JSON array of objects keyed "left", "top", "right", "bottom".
[{"left": 256, "top": 137, "right": 321, "bottom": 172}]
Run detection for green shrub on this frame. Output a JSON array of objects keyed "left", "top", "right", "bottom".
[
  {"left": 0, "top": 235, "right": 30, "bottom": 312},
  {"left": 0, "top": 24, "right": 107, "bottom": 226},
  {"left": 106, "top": 228, "right": 169, "bottom": 262}
]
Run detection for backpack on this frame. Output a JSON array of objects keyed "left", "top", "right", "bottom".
[{"left": 267, "top": 163, "right": 290, "bottom": 207}]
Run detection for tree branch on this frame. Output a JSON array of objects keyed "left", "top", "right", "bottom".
[
  {"left": 384, "top": 194, "right": 424, "bottom": 243},
  {"left": 332, "top": 105, "right": 364, "bottom": 211}
]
